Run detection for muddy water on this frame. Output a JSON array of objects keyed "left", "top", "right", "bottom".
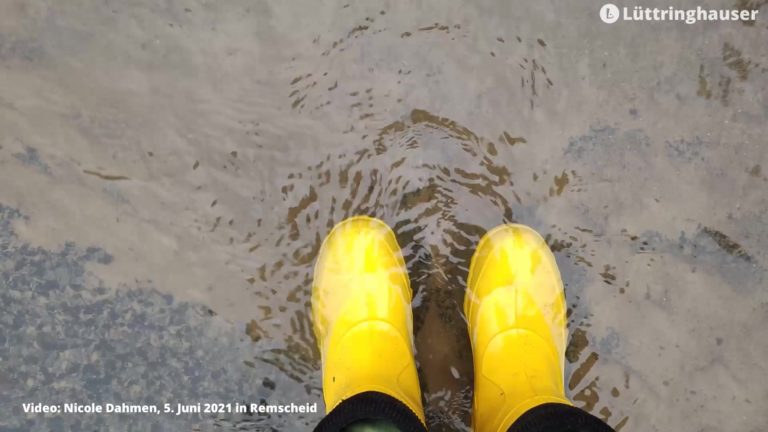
[
  {"left": 1, "top": 0, "right": 768, "bottom": 431},
  {"left": 249, "top": 109, "right": 633, "bottom": 430}
]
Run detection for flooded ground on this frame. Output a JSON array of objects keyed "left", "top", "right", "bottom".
[{"left": 1, "top": 0, "right": 767, "bottom": 430}]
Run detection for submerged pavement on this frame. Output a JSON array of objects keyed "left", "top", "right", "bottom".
[{"left": 1, "top": 0, "right": 767, "bottom": 430}]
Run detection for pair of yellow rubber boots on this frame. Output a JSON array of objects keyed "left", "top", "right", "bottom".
[{"left": 312, "top": 216, "right": 571, "bottom": 431}]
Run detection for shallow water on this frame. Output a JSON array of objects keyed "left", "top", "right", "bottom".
[{"left": 1, "top": 0, "right": 767, "bottom": 430}]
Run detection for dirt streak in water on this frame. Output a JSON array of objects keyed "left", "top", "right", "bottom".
[
  {"left": 700, "top": 226, "right": 754, "bottom": 262},
  {"left": 82, "top": 169, "right": 130, "bottom": 181}
]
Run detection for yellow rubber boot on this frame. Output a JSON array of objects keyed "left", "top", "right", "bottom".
[
  {"left": 312, "top": 216, "right": 426, "bottom": 425},
  {"left": 464, "top": 224, "right": 572, "bottom": 432}
]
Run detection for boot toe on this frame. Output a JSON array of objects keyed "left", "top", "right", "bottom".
[
  {"left": 465, "top": 224, "right": 561, "bottom": 323},
  {"left": 312, "top": 216, "right": 411, "bottom": 340}
]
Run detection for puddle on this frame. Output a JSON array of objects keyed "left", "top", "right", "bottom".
[{"left": 1, "top": 1, "right": 767, "bottom": 431}]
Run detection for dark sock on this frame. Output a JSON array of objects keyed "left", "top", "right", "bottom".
[
  {"left": 314, "top": 391, "right": 425, "bottom": 432},
  {"left": 507, "top": 403, "right": 616, "bottom": 432}
]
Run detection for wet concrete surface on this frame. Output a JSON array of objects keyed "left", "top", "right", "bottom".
[{"left": 1, "top": 0, "right": 767, "bottom": 430}]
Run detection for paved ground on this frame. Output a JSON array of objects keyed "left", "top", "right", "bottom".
[{"left": 1, "top": 0, "right": 767, "bottom": 430}]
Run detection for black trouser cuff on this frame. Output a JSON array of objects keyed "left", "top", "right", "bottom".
[
  {"left": 507, "top": 403, "right": 616, "bottom": 432},
  {"left": 314, "top": 391, "right": 426, "bottom": 432}
]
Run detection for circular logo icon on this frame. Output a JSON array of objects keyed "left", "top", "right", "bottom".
[{"left": 600, "top": 3, "right": 620, "bottom": 24}]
